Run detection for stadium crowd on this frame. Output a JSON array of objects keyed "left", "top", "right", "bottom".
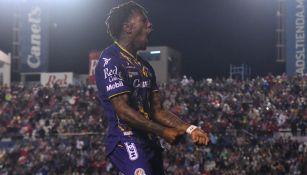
[{"left": 0, "top": 73, "right": 306, "bottom": 174}]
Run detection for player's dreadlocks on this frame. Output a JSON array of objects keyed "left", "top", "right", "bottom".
[{"left": 105, "top": 1, "right": 147, "bottom": 41}]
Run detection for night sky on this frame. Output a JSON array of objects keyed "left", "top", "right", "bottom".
[{"left": 0, "top": 0, "right": 285, "bottom": 80}]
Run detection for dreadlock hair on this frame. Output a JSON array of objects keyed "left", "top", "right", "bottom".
[{"left": 105, "top": 1, "right": 147, "bottom": 41}]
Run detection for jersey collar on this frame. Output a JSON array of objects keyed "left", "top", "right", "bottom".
[{"left": 114, "top": 41, "right": 137, "bottom": 60}]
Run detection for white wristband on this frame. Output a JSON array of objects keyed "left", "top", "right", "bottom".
[{"left": 186, "top": 125, "right": 198, "bottom": 134}]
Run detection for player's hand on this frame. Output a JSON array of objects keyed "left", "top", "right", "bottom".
[
  {"left": 190, "top": 128, "right": 209, "bottom": 145},
  {"left": 162, "top": 128, "right": 185, "bottom": 144}
]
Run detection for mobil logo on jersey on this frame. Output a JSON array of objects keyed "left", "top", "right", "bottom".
[{"left": 106, "top": 81, "right": 123, "bottom": 92}]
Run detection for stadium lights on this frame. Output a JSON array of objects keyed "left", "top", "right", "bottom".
[{"left": 150, "top": 51, "right": 160, "bottom": 54}]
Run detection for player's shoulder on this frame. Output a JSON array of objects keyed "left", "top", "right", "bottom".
[
  {"left": 100, "top": 44, "right": 120, "bottom": 59},
  {"left": 98, "top": 44, "right": 122, "bottom": 67}
]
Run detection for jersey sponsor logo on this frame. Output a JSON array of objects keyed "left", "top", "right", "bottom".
[
  {"left": 124, "top": 142, "right": 138, "bottom": 161},
  {"left": 106, "top": 81, "right": 123, "bottom": 91},
  {"left": 108, "top": 74, "right": 122, "bottom": 82},
  {"left": 128, "top": 71, "right": 139, "bottom": 78},
  {"left": 134, "top": 168, "right": 146, "bottom": 175},
  {"left": 126, "top": 65, "right": 136, "bottom": 69},
  {"left": 123, "top": 131, "right": 133, "bottom": 136},
  {"left": 102, "top": 58, "right": 111, "bottom": 67},
  {"left": 133, "top": 79, "right": 151, "bottom": 88},
  {"left": 104, "top": 66, "right": 118, "bottom": 79}
]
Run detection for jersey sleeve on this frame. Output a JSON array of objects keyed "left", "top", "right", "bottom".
[{"left": 95, "top": 56, "right": 130, "bottom": 99}]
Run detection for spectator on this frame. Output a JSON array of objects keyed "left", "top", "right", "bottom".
[{"left": 0, "top": 74, "right": 306, "bottom": 174}]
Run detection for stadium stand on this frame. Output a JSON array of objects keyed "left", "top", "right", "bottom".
[{"left": 0, "top": 74, "right": 306, "bottom": 174}]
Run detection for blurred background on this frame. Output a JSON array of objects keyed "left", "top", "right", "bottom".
[{"left": 0, "top": 0, "right": 288, "bottom": 84}]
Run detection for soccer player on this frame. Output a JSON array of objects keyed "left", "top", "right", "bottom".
[{"left": 95, "top": 2, "right": 209, "bottom": 174}]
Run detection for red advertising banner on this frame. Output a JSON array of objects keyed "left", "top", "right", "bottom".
[
  {"left": 41, "top": 72, "right": 73, "bottom": 87},
  {"left": 88, "top": 51, "right": 100, "bottom": 85}
]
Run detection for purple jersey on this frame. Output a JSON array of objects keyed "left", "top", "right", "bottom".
[{"left": 95, "top": 43, "right": 160, "bottom": 156}]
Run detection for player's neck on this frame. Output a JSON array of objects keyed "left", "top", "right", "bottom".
[{"left": 116, "top": 40, "right": 137, "bottom": 58}]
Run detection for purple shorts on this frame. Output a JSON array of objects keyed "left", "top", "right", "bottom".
[{"left": 108, "top": 141, "right": 165, "bottom": 175}]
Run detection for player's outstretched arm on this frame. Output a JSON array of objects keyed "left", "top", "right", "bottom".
[
  {"left": 151, "top": 91, "right": 209, "bottom": 145},
  {"left": 110, "top": 93, "right": 183, "bottom": 144}
]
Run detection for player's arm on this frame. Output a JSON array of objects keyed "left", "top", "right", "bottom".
[
  {"left": 150, "top": 91, "right": 190, "bottom": 131},
  {"left": 151, "top": 91, "right": 209, "bottom": 145},
  {"left": 110, "top": 93, "right": 183, "bottom": 143}
]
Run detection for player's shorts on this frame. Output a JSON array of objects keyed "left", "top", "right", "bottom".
[{"left": 108, "top": 141, "right": 165, "bottom": 175}]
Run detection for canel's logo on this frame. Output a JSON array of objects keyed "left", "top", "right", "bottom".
[
  {"left": 27, "top": 6, "right": 42, "bottom": 69},
  {"left": 133, "top": 79, "right": 151, "bottom": 88}
]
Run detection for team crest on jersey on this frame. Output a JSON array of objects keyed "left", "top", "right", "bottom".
[
  {"left": 142, "top": 66, "right": 149, "bottom": 77},
  {"left": 134, "top": 168, "right": 146, "bottom": 175},
  {"left": 103, "top": 58, "right": 111, "bottom": 67},
  {"left": 124, "top": 142, "right": 139, "bottom": 161}
]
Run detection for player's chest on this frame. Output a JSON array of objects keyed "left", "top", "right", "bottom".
[
  {"left": 119, "top": 52, "right": 153, "bottom": 88},
  {"left": 123, "top": 63, "right": 153, "bottom": 90}
]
